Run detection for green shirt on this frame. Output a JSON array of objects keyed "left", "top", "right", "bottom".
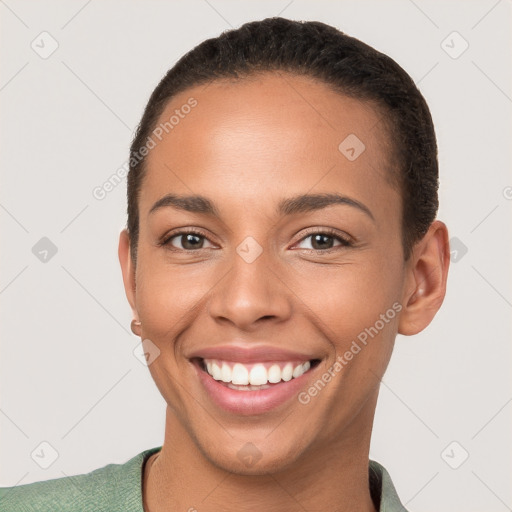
[{"left": 0, "top": 447, "right": 409, "bottom": 511}]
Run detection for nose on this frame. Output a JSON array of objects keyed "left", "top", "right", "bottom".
[{"left": 207, "top": 250, "right": 293, "bottom": 331}]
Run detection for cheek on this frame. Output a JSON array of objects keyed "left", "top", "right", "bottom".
[
  {"left": 135, "top": 261, "right": 212, "bottom": 341},
  {"left": 291, "top": 259, "right": 404, "bottom": 429},
  {"left": 133, "top": 259, "right": 214, "bottom": 410},
  {"left": 289, "top": 255, "right": 404, "bottom": 358},
  {"left": 268, "top": 266, "right": 401, "bottom": 446}
]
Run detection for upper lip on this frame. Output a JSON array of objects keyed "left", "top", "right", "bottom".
[{"left": 188, "top": 344, "right": 318, "bottom": 363}]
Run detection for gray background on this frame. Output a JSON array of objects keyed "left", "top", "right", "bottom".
[{"left": 1, "top": 1, "right": 511, "bottom": 510}]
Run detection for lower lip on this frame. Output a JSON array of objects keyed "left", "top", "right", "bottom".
[{"left": 194, "top": 361, "right": 316, "bottom": 416}]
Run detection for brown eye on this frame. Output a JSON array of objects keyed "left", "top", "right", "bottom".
[
  {"left": 163, "top": 231, "right": 214, "bottom": 251},
  {"left": 175, "top": 233, "right": 204, "bottom": 250},
  {"left": 295, "top": 231, "right": 352, "bottom": 252},
  {"left": 310, "top": 233, "right": 335, "bottom": 250}
]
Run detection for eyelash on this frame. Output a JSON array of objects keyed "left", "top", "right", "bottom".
[
  {"left": 296, "top": 227, "right": 353, "bottom": 252},
  {"left": 159, "top": 227, "right": 353, "bottom": 253}
]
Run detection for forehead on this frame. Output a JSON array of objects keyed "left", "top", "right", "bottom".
[{"left": 140, "top": 72, "right": 397, "bottom": 219}]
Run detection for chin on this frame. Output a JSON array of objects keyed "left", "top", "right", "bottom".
[{"left": 201, "top": 438, "right": 305, "bottom": 477}]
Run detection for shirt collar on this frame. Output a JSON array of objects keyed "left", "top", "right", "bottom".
[{"left": 369, "top": 459, "right": 409, "bottom": 511}]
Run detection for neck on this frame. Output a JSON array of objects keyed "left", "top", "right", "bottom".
[{"left": 144, "top": 396, "right": 379, "bottom": 512}]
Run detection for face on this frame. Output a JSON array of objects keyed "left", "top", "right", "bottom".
[{"left": 122, "top": 73, "right": 410, "bottom": 473}]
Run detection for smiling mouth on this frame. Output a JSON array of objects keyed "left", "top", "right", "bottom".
[{"left": 193, "top": 357, "right": 322, "bottom": 391}]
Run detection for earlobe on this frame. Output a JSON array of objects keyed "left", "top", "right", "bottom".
[
  {"left": 398, "top": 220, "right": 450, "bottom": 336},
  {"left": 118, "top": 229, "right": 139, "bottom": 321},
  {"left": 130, "top": 319, "right": 142, "bottom": 337}
]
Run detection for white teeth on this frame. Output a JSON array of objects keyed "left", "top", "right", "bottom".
[
  {"left": 281, "top": 363, "right": 293, "bottom": 382},
  {"left": 211, "top": 362, "right": 222, "bottom": 381},
  {"left": 203, "top": 359, "right": 314, "bottom": 386},
  {"left": 227, "top": 382, "right": 272, "bottom": 391},
  {"left": 292, "top": 363, "right": 304, "bottom": 378},
  {"left": 221, "top": 362, "right": 232, "bottom": 383},
  {"left": 267, "top": 364, "right": 281, "bottom": 383},
  {"left": 231, "top": 363, "right": 249, "bottom": 385},
  {"left": 249, "top": 364, "right": 268, "bottom": 385}
]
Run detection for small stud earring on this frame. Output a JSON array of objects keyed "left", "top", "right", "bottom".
[{"left": 131, "top": 319, "right": 141, "bottom": 335}]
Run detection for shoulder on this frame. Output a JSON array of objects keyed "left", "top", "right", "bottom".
[{"left": 0, "top": 447, "right": 161, "bottom": 512}]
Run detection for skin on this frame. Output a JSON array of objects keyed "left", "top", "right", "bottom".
[{"left": 118, "top": 72, "right": 450, "bottom": 512}]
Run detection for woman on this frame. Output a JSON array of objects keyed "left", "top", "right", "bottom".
[{"left": 0, "top": 17, "right": 449, "bottom": 512}]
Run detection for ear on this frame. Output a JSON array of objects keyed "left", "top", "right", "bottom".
[
  {"left": 118, "top": 229, "right": 139, "bottom": 323},
  {"left": 398, "top": 220, "right": 450, "bottom": 336}
]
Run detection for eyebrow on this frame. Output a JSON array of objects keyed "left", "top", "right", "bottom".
[{"left": 149, "top": 193, "right": 374, "bottom": 221}]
